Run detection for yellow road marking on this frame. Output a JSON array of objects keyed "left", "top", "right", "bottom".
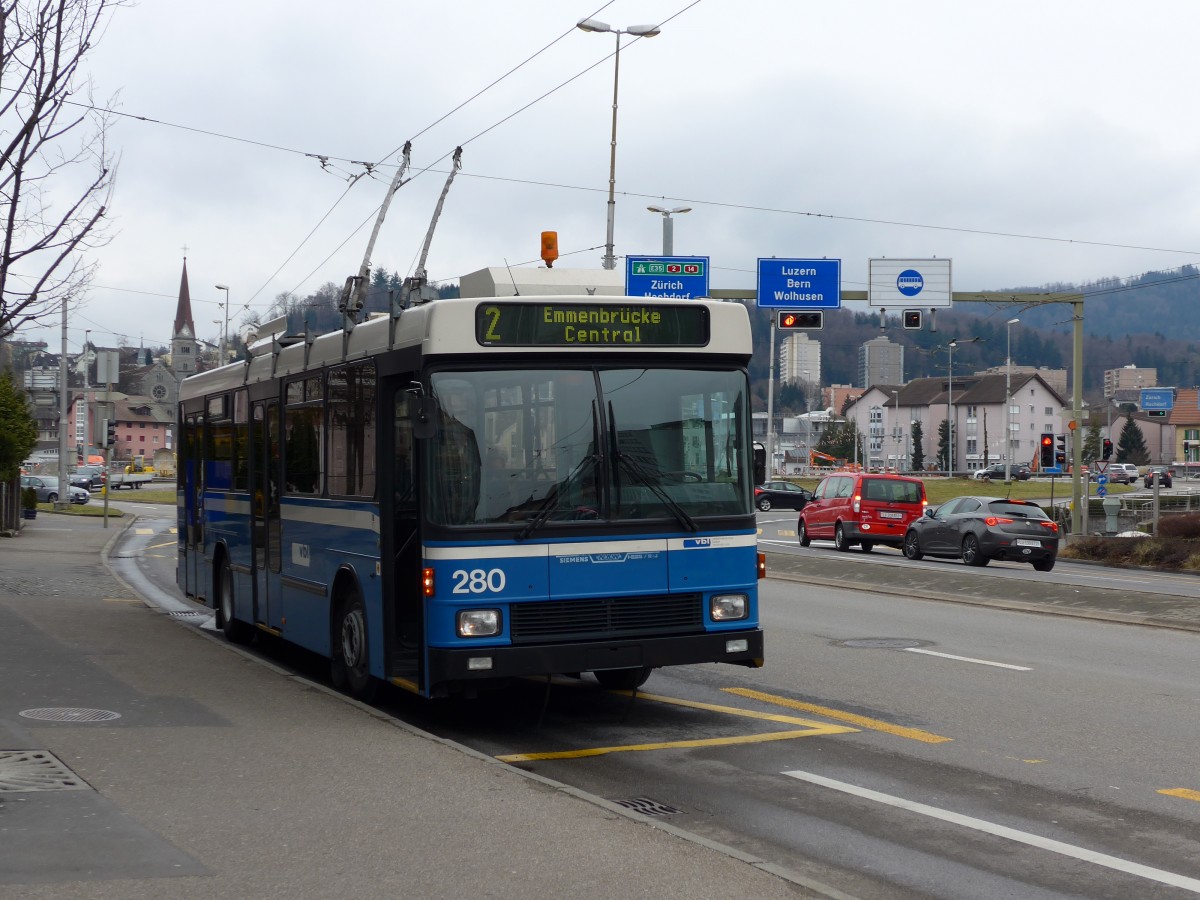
[
  {"left": 145, "top": 540, "right": 176, "bottom": 550},
  {"left": 723, "top": 687, "right": 953, "bottom": 744},
  {"left": 496, "top": 689, "right": 856, "bottom": 762},
  {"left": 1159, "top": 788, "right": 1200, "bottom": 803},
  {"left": 135, "top": 528, "right": 154, "bottom": 535}
]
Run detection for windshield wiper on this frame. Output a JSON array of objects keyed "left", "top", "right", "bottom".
[
  {"left": 516, "top": 452, "right": 600, "bottom": 541},
  {"left": 608, "top": 401, "right": 696, "bottom": 532}
]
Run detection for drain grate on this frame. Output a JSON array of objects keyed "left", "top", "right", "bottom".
[
  {"left": 836, "top": 638, "right": 929, "bottom": 650},
  {"left": 170, "top": 610, "right": 205, "bottom": 619},
  {"left": 0, "top": 750, "right": 90, "bottom": 792},
  {"left": 613, "top": 796, "right": 685, "bottom": 817},
  {"left": 19, "top": 707, "right": 122, "bottom": 723}
]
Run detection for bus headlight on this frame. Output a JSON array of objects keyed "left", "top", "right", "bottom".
[
  {"left": 710, "top": 593, "right": 748, "bottom": 621},
  {"left": 457, "top": 609, "right": 501, "bottom": 637}
]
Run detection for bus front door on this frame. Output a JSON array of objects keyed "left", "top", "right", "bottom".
[
  {"left": 252, "top": 400, "right": 282, "bottom": 630},
  {"left": 183, "top": 412, "right": 204, "bottom": 599}
]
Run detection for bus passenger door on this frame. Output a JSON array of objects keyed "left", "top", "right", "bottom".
[
  {"left": 386, "top": 381, "right": 423, "bottom": 681},
  {"left": 251, "top": 400, "right": 282, "bottom": 629},
  {"left": 182, "top": 412, "right": 204, "bottom": 598}
]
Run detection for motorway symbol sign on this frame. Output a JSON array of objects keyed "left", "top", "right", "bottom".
[
  {"left": 625, "top": 256, "right": 709, "bottom": 299},
  {"left": 756, "top": 259, "right": 841, "bottom": 309}
]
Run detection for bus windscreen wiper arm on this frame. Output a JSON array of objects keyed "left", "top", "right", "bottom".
[
  {"left": 614, "top": 451, "right": 697, "bottom": 532},
  {"left": 516, "top": 453, "right": 600, "bottom": 541}
]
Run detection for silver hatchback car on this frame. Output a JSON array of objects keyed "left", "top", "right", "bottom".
[{"left": 20, "top": 474, "right": 90, "bottom": 505}]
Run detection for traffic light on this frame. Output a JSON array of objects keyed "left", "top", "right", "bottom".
[
  {"left": 1147, "top": 410, "right": 1167, "bottom": 418},
  {"left": 902, "top": 309, "right": 922, "bottom": 330},
  {"left": 106, "top": 418, "right": 117, "bottom": 449},
  {"left": 777, "top": 310, "right": 823, "bottom": 330},
  {"left": 1039, "top": 433, "right": 1054, "bottom": 468},
  {"left": 1102, "top": 438, "right": 1113, "bottom": 461},
  {"left": 1055, "top": 434, "right": 1067, "bottom": 466}
]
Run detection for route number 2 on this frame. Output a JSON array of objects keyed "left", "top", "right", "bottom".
[{"left": 452, "top": 568, "right": 506, "bottom": 594}]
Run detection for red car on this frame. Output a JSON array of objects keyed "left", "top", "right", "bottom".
[{"left": 798, "top": 473, "right": 927, "bottom": 551}]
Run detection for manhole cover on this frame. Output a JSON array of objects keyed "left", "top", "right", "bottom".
[
  {"left": 0, "top": 750, "right": 90, "bottom": 792},
  {"left": 19, "top": 707, "right": 122, "bottom": 723},
  {"left": 613, "top": 797, "right": 685, "bottom": 817},
  {"left": 836, "top": 638, "right": 929, "bottom": 650}
]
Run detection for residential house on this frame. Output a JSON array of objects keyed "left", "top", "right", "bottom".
[{"left": 848, "top": 372, "right": 1066, "bottom": 473}]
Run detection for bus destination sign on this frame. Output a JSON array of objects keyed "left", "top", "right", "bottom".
[{"left": 476, "top": 302, "right": 710, "bottom": 347}]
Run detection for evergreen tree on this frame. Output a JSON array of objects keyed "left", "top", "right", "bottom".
[
  {"left": 1116, "top": 418, "right": 1150, "bottom": 466},
  {"left": 936, "top": 419, "right": 950, "bottom": 471},
  {"left": 1083, "top": 424, "right": 1102, "bottom": 463},
  {"left": 0, "top": 369, "right": 38, "bottom": 479},
  {"left": 910, "top": 421, "right": 925, "bottom": 472}
]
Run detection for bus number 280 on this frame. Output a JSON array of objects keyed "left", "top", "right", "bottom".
[{"left": 451, "top": 568, "right": 507, "bottom": 594}]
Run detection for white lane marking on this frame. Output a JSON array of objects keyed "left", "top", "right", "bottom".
[
  {"left": 782, "top": 770, "right": 1200, "bottom": 894},
  {"left": 904, "top": 647, "right": 1031, "bottom": 671}
]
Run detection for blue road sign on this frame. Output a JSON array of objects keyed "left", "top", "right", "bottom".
[
  {"left": 625, "top": 256, "right": 709, "bottom": 299},
  {"left": 1097, "top": 474, "right": 1108, "bottom": 486},
  {"left": 756, "top": 259, "right": 841, "bottom": 309},
  {"left": 1140, "top": 387, "right": 1174, "bottom": 411},
  {"left": 1097, "top": 485, "right": 1107, "bottom": 498},
  {"left": 1042, "top": 466, "right": 1063, "bottom": 475}
]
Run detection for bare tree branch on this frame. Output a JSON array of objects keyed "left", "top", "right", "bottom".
[{"left": 0, "top": 0, "right": 124, "bottom": 340}]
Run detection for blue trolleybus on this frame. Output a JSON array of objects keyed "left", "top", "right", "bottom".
[{"left": 177, "top": 295, "right": 764, "bottom": 698}]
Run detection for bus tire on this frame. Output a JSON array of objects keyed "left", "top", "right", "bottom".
[
  {"left": 332, "top": 586, "right": 376, "bottom": 701},
  {"left": 593, "top": 667, "right": 651, "bottom": 690},
  {"left": 217, "top": 557, "right": 255, "bottom": 644}
]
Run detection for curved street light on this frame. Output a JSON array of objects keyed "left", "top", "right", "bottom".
[
  {"left": 215, "top": 284, "right": 231, "bottom": 363},
  {"left": 577, "top": 18, "right": 661, "bottom": 270},
  {"left": 646, "top": 205, "right": 691, "bottom": 255}
]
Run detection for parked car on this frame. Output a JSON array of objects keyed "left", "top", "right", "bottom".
[
  {"left": 798, "top": 473, "right": 927, "bottom": 552},
  {"left": 902, "top": 496, "right": 1058, "bottom": 572},
  {"left": 19, "top": 474, "right": 90, "bottom": 505},
  {"left": 972, "top": 464, "right": 1031, "bottom": 481},
  {"left": 754, "top": 480, "right": 812, "bottom": 511},
  {"left": 1095, "top": 463, "right": 1140, "bottom": 485},
  {"left": 1145, "top": 466, "right": 1174, "bottom": 488},
  {"left": 71, "top": 465, "right": 107, "bottom": 491}
]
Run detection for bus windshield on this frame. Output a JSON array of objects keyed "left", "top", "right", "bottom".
[{"left": 423, "top": 366, "right": 750, "bottom": 528}]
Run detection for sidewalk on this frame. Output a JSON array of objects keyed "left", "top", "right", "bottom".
[{"left": 0, "top": 515, "right": 831, "bottom": 900}]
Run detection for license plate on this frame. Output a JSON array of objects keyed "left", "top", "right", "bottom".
[
  {"left": 879, "top": 511, "right": 903, "bottom": 519},
  {"left": 1015, "top": 539, "right": 1042, "bottom": 548}
]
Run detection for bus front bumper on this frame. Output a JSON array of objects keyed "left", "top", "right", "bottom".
[{"left": 426, "top": 628, "right": 763, "bottom": 692}]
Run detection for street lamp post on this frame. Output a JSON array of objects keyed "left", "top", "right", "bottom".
[
  {"left": 948, "top": 341, "right": 956, "bottom": 476},
  {"left": 947, "top": 337, "right": 982, "bottom": 476},
  {"left": 646, "top": 205, "right": 691, "bottom": 255},
  {"left": 1005, "top": 317, "right": 1020, "bottom": 481},
  {"left": 215, "top": 284, "right": 230, "bottom": 363},
  {"left": 577, "top": 17, "right": 661, "bottom": 270},
  {"left": 892, "top": 390, "right": 903, "bottom": 472}
]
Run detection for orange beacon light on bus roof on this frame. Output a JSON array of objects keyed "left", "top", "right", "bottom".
[{"left": 541, "top": 231, "right": 558, "bottom": 268}]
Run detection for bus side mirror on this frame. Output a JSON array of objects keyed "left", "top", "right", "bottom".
[{"left": 413, "top": 397, "right": 439, "bottom": 440}]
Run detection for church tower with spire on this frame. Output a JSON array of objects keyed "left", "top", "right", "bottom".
[{"left": 171, "top": 257, "right": 198, "bottom": 382}]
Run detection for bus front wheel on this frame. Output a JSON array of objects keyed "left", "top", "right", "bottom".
[{"left": 332, "top": 587, "right": 376, "bottom": 700}]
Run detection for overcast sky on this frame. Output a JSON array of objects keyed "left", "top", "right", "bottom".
[{"left": 18, "top": 0, "right": 1200, "bottom": 353}]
